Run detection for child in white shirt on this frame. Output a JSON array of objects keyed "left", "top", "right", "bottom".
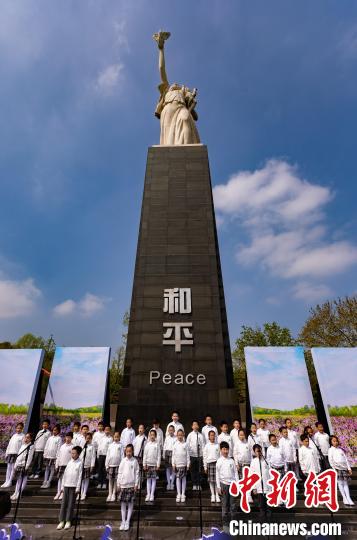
[
  {"left": 217, "top": 421, "right": 233, "bottom": 457},
  {"left": 152, "top": 419, "right": 164, "bottom": 453},
  {"left": 257, "top": 419, "right": 270, "bottom": 457},
  {"left": 11, "top": 433, "right": 34, "bottom": 501},
  {"left": 250, "top": 444, "right": 272, "bottom": 519},
  {"left": 80, "top": 432, "right": 96, "bottom": 500},
  {"left": 216, "top": 441, "right": 238, "bottom": 528},
  {"left": 299, "top": 434, "right": 320, "bottom": 477},
  {"left": 285, "top": 418, "right": 300, "bottom": 480},
  {"left": 186, "top": 420, "right": 205, "bottom": 491},
  {"left": 247, "top": 423, "right": 262, "bottom": 458},
  {"left": 57, "top": 446, "right": 83, "bottom": 531},
  {"left": 1, "top": 421, "right": 24, "bottom": 488},
  {"left": 165, "top": 411, "right": 184, "bottom": 436},
  {"left": 229, "top": 419, "right": 241, "bottom": 454},
  {"left": 172, "top": 429, "right": 190, "bottom": 502},
  {"left": 30, "top": 419, "right": 51, "bottom": 478},
  {"left": 42, "top": 424, "right": 62, "bottom": 488},
  {"left": 92, "top": 421, "right": 105, "bottom": 480},
  {"left": 117, "top": 444, "right": 139, "bottom": 531},
  {"left": 133, "top": 424, "right": 147, "bottom": 466},
  {"left": 120, "top": 418, "right": 136, "bottom": 449},
  {"left": 279, "top": 426, "right": 296, "bottom": 472},
  {"left": 54, "top": 432, "right": 73, "bottom": 500},
  {"left": 163, "top": 425, "right": 176, "bottom": 490},
  {"left": 328, "top": 435, "right": 354, "bottom": 506},
  {"left": 203, "top": 429, "right": 220, "bottom": 503},
  {"left": 233, "top": 429, "right": 251, "bottom": 479},
  {"left": 105, "top": 431, "right": 123, "bottom": 502},
  {"left": 143, "top": 429, "right": 161, "bottom": 502},
  {"left": 97, "top": 425, "right": 113, "bottom": 489},
  {"left": 313, "top": 422, "right": 330, "bottom": 470},
  {"left": 202, "top": 415, "right": 218, "bottom": 445},
  {"left": 72, "top": 422, "right": 85, "bottom": 448}
]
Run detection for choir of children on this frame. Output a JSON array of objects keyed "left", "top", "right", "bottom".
[{"left": 2, "top": 414, "right": 355, "bottom": 532}]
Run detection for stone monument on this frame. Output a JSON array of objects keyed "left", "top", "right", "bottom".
[{"left": 116, "top": 32, "right": 238, "bottom": 430}]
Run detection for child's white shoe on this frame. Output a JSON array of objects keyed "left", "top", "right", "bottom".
[
  {"left": 106, "top": 494, "right": 111, "bottom": 502},
  {"left": 64, "top": 521, "right": 71, "bottom": 529},
  {"left": 149, "top": 494, "right": 154, "bottom": 502},
  {"left": 124, "top": 521, "right": 130, "bottom": 531},
  {"left": 110, "top": 493, "right": 116, "bottom": 502},
  {"left": 10, "top": 493, "right": 18, "bottom": 501},
  {"left": 40, "top": 483, "right": 46, "bottom": 488},
  {"left": 192, "top": 485, "right": 197, "bottom": 491},
  {"left": 34, "top": 474, "right": 39, "bottom": 479},
  {"left": 1, "top": 481, "right": 11, "bottom": 488},
  {"left": 53, "top": 492, "right": 60, "bottom": 500},
  {"left": 210, "top": 494, "right": 215, "bottom": 503},
  {"left": 59, "top": 492, "right": 63, "bottom": 500},
  {"left": 176, "top": 494, "right": 181, "bottom": 502},
  {"left": 81, "top": 493, "right": 86, "bottom": 501},
  {"left": 181, "top": 494, "right": 186, "bottom": 502},
  {"left": 145, "top": 494, "right": 150, "bottom": 502},
  {"left": 57, "top": 522, "right": 65, "bottom": 530},
  {"left": 166, "top": 483, "right": 170, "bottom": 490},
  {"left": 119, "top": 522, "right": 125, "bottom": 530},
  {"left": 215, "top": 494, "right": 220, "bottom": 503}
]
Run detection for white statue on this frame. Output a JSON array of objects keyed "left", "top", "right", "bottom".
[{"left": 153, "top": 31, "right": 200, "bottom": 145}]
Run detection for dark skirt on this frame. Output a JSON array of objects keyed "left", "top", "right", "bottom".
[
  {"left": 5, "top": 454, "right": 17, "bottom": 464},
  {"left": 175, "top": 466, "right": 187, "bottom": 479},
  {"left": 164, "top": 450, "right": 173, "bottom": 467},
  {"left": 337, "top": 469, "right": 351, "bottom": 482},
  {"left": 145, "top": 465, "right": 157, "bottom": 479},
  {"left": 117, "top": 487, "right": 135, "bottom": 502},
  {"left": 56, "top": 465, "right": 66, "bottom": 478},
  {"left": 206, "top": 462, "right": 217, "bottom": 483},
  {"left": 107, "top": 466, "right": 119, "bottom": 479},
  {"left": 272, "top": 465, "right": 285, "bottom": 479},
  {"left": 44, "top": 458, "right": 56, "bottom": 467}
]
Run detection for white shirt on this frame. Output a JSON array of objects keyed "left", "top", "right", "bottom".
[
  {"left": 56, "top": 443, "right": 73, "bottom": 468},
  {"left": 299, "top": 445, "right": 320, "bottom": 475},
  {"left": 34, "top": 429, "right": 51, "bottom": 452},
  {"left": 233, "top": 439, "right": 251, "bottom": 465},
  {"left": 143, "top": 440, "right": 161, "bottom": 468},
  {"left": 152, "top": 426, "right": 164, "bottom": 449},
  {"left": 62, "top": 458, "right": 82, "bottom": 490},
  {"left": 203, "top": 441, "right": 220, "bottom": 469},
  {"left": 166, "top": 421, "right": 184, "bottom": 436},
  {"left": 287, "top": 428, "right": 299, "bottom": 451},
  {"left": 44, "top": 435, "right": 62, "bottom": 459},
  {"left": 250, "top": 457, "right": 271, "bottom": 494},
  {"left": 279, "top": 436, "right": 296, "bottom": 464},
  {"left": 6, "top": 433, "right": 24, "bottom": 456},
  {"left": 117, "top": 456, "right": 139, "bottom": 489},
  {"left": 217, "top": 433, "right": 233, "bottom": 457},
  {"left": 186, "top": 431, "right": 205, "bottom": 457},
  {"left": 328, "top": 446, "right": 351, "bottom": 471},
  {"left": 257, "top": 428, "right": 270, "bottom": 448},
  {"left": 247, "top": 432, "right": 262, "bottom": 457},
  {"left": 133, "top": 434, "right": 147, "bottom": 458},
  {"left": 230, "top": 428, "right": 240, "bottom": 452},
  {"left": 15, "top": 443, "right": 34, "bottom": 469},
  {"left": 92, "top": 430, "right": 105, "bottom": 450},
  {"left": 97, "top": 435, "right": 113, "bottom": 456},
  {"left": 80, "top": 443, "right": 96, "bottom": 469},
  {"left": 313, "top": 432, "right": 330, "bottom": 456},
  {"left": 172, "top": 440, "right": 190, "bottom": 468},
  {"left": 120, "top": 427, "right": 136, "bottom": 449},
  {"left": 163, "top": 434, "right": 177, "bottom": 453},
  {"left": 72, "top": 432, "right": 86, "bottom": 448},
  {"left": 202, "top": 424, "right": 218, "bottom": 444},
  {"left": 105, "top": 441, "right": 123, "bottom": 468},
  {"left": 267, "top": 445, "right": 285, "bottom": 469},
  {"left": 216, "top": 456, "right": 238, "bottom": 488}
]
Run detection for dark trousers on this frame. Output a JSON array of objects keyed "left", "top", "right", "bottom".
[
  {"left": 258, "top": 493, "right": 272, "bottom": 519},
  {"left": 59, "top": 486, "right": 76, "bottom": 523},
  {"left": 190, "top": 456, "right": 203, "bottom": 485},
  {"left": 220, "top": 483, "right": 237, "bottom": 526},
  {"left": 97, "top": 455, "right": 107, "bottom": 485},
  {"left": 31, "top": 451, "right": 44, "bottom": 476}
]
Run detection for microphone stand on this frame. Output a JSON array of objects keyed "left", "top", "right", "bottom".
[
  {"left": 196, "top": 432, "right": 203, "bottom": 539},
  {"left": 258, "top": 451, "right": 271, "bottom": 540},
  {"left": 135, "top": 431, "right": 148, "bottom": 540},
  {"left": 73, "top": 443, "right": 87, "bottom": 540},
  {"left": 12, "top": 429, "right": 47, "bottom": 525}
]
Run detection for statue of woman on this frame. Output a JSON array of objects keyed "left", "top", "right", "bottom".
[{"left": 153, "top": 31, "right": 200, "bottom": 145}]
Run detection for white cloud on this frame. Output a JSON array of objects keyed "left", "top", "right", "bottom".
[
  {"left": 214, "top": 159, "right": 357, "bottom": 296},
  {"left": 53, "top": 293, "right": 109, "bottom": 318},
  {"left": 94, "top": 63, "right": 124, "bottom": 96},
  {"left": 292, "top": 282, "right": 333, "bottom": 303},
  {"left": 0, "top": 278, "right": 41, "bottom": 319}
]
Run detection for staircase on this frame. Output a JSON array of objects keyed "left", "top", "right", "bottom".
[{"left": 1, "top": 465, "right": 356, "bottom": 539}]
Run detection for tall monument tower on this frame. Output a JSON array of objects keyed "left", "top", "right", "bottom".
[{"left": 116, "top": 32, "right": 238, "bottom": 429}]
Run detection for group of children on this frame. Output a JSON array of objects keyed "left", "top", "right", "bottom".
[{"left": 1, "top": 413, "right": 354, "bottom": 530}]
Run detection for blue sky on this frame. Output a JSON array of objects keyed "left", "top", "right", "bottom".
[
  {"left": 44, "top": 347, "right": 110, "bottom": 408},
  {"left": 0, "top": 349, "right": 42, "bottom": 405},
  {"left": 245, "top": 347, "right": 315, "bottom": 410},
  {"left": 0, "top": 1, "right": 356, "bottom": 354},
  {"left": 311, "top": 348, "right": 356, "bottom": 408}
]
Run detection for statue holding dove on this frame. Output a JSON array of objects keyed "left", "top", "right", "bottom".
[{"left": 153, "top": 31, "right": 200, "bottom": 145}]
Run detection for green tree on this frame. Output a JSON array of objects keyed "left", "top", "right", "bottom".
[
  {"left": 232, "top": 322, "right": 296, "bottom": 404},
  {"left": 299, "top": 295, "right": 357, "bottom": 347},
  {"left": 109, "top": 311, "right": 129, "bottom": 403}
]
